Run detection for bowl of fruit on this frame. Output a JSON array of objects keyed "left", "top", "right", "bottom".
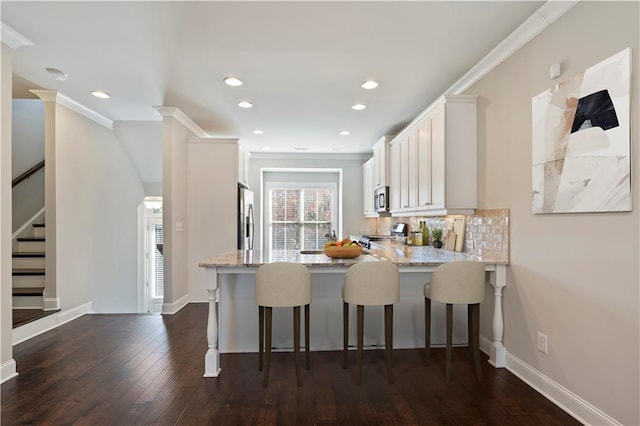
[{"left": 323, "top": 238, "right": 363, "bottom": 258}]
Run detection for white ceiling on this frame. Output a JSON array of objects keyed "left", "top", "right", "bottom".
[{"left": 3, "top": 1, "right": 544, "bottom": 154}]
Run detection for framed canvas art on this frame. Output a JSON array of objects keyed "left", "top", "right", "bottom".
[{"left": 531, "top": 48, "right": 631, "bottom": 213}]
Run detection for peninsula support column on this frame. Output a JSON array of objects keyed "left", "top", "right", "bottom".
[
  {"left": 204, "top": 267, "right": 221, "bottom": 377},
  {"left": 488, "top": 264, "right": 507, "bottom": 367}
]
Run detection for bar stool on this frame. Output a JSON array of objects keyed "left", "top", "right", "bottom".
[
  {"left": 342, "top": 261, "right": 400, "bottom": 385},
  {"left": 424, "top": 261, "right": 485, "bottom": 382},
  {"left": 256, "top": 262, "right": 311, "bottom": 387}
]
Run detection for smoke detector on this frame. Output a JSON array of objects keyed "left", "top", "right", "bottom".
[{"left": 45, "top": 67, "right": 67, "bottom": 81}]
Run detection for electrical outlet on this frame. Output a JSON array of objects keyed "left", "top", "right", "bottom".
[{"left": 537, "top": 332, "right": 548, "bottom": 354}]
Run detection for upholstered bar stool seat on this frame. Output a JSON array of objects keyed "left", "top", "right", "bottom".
[
  {"left": 342, "top": 261, "right": 400, "bottom": 385},
  {"left": 256, "top": 262, "right": 311, "bottom": 387},
  {"left": 424, "top": 261, "right": 485, "bottom": 382}
]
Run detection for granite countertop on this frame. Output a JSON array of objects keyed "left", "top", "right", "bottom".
[{"left": 199, "top": 241, "right": 507, "bottom": 268}]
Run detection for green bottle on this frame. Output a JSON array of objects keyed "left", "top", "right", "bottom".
[{"left": 421, "top": 221, "right": 429, "bottom": 246}]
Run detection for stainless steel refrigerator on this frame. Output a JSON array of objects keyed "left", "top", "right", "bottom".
[{"left": 238, "top": 185, "right": 254, "bottom": 250}]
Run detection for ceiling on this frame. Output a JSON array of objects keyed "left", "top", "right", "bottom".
[{"left": 3, "top": 1, "right": 544, "bottom": 154}]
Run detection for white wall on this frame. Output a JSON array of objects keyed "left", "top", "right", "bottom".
[
  {"left": 187, "top": 139, "right": 238, "bottom": 302},
  {"left": 55, "top": 105, "right": 145, "bottom": 312},
  {"left": 249, "top": 154, "right": 370, "bottom": 250},
  {"left": 113, "top": 120, "right": 162, "bottom": 196},
  {"left": 468, "top": 2, "right": 639, "bottom": 424},
  {"left": 11, "top": 99, "right": 44, "bottom": 232},
  {"left": 1, "top": 43, "right": 16, "bottom": 382}
]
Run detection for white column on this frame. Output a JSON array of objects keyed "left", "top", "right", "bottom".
[
  {"left": 29, "top": 90, "right": 59, "bottom": 311},
  {"left": 488, "top": 264, "right": 507, "bottom": 367},
  {"left": 1, "top": 24, "right": 34, "bottom": 383},
  {"left": 204, "top": 267, "right": 221, "bottom": 377}
]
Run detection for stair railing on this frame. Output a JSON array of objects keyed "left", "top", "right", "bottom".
[{"left": 12, "top": 160, "right": 45, "bottom": 188}]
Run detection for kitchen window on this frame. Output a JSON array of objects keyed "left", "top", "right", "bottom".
[{"left": 266, "top": 182, "right": 337, "bottom": 251}]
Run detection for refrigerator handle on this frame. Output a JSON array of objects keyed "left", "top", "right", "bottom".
[{"left": 248, "top": 204, "right": 254, "bottom": 250}]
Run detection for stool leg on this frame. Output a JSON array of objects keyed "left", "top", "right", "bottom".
[
  {"left": 446, "top": 303, "right": 453, "bottom": 383},
  {"left": 294, "top": 306, "right": 302, "bottom": 387},
  {"left": 258, "top": 305, "right": 264, "bottom": 372},
  {"left": 384, "top": 304, "right": 393, "bottom": 384},
  {"left": 342, "top": 301, "right": 348, "bottom": 369},
  {"left": 471, "top": 303, "right": 483, "bottom": 381},
  {"left": 305, "top": 304, "right": 310, "bottom": 370},
  {"left": 424, "top": 297, "right": 431, "bottom": 365},
  {"left": 356, "top": 305, "right": 364, "bottom": 385},
  {"left": 467, "top": 304, "right": 473, "bottom": 363},
  {"left": 263, "top": 307, "right": 272, "bottom": 387}
]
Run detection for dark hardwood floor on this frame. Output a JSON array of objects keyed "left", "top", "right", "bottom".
[
  {"left": 1, "top": 303, "right": 580, "bottom": 425},
  {"left": 12, "top": 309, "right": 58, "bottom": 328}
]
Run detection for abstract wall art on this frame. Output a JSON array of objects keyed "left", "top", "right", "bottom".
[{"left": 531, "top": 48, "right": 631, "bottom": 214}]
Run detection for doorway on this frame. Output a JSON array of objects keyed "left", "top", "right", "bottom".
[{"left": 141, "top": 197, "right": 163, "bottom": 314}]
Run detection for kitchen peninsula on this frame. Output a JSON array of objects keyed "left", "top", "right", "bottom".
[{"left": 199, "top": 244, "right": 508, "bottom": 378}]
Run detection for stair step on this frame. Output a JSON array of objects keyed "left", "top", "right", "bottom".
[
  {"left": 17, "top": 239, "right": 45, "bottom": 252},
  {"left": 12, "top": 287, "right": 45, "bottom": 296},
  {"left": 13, "top": 268, "right": 45, "bottom": 276},
  {"left": 12, "top": 252, "right": 45, "bottom": 258},
  {"left": 33, "top": 224, "right": 45, "bottom": 237},
  {"left": 13, "top": 252, "right": 46, "bottom": 269}
]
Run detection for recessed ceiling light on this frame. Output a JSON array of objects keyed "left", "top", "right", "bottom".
[
  {"left": 262, "top": 147, "right": 271, "bottom": 150},
  {"left": 223, "top": 77, "right": 243, "bottom": 87},
  {"left": 294, "top": 147, "right": 309, "bottom": 151},
  {"left": 45, "top": 67, "right": 67, "bottom": 81},
  {"left": 238, "top": 101, "right": 253, "bottom": 108},
  {"left": 352, "top": 103, "right": 366, "bottom": 110},
  {"left": 340, "top": 131, "right": 350, "bottom": 136},
  {"left": 91, "top": 91, "right": 110, "bottom": 99},
  {"left": 361, "top": 80, "right": 378, "bottom": 90},
  {"left": 253, "top": 130, "right": 264, "bottom": 135}
]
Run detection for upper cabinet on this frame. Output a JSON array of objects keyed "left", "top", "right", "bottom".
[
  {"left": 238, "top": 144, "right": 250, "bottom": 187},
  {"left": 362, "top": 158, "right": 376, "bottom": 217},
  {"left": 389, "top": 95, "right": 477, "bottom": 216},
  {"left": 372, "top": 135, "right": 393, "bottom": 189}
]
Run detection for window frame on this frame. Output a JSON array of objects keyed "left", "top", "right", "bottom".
[{"left": 265, "top": 181, "right": 338, "bottom": 252}]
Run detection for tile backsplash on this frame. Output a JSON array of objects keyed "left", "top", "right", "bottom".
[{"left": 410, "top": 208, "right": 510, "bottom": 263}]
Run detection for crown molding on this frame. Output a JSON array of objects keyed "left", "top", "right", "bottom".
[
  {"left": 0, "top": 22, "right": 34, "bottom": 49},
  {"left": 29, "top": 89, "right": 58, "bottom": 103},
  {"left": 250, "top": 152, "right": 370, "bottom": 161},
  {"left": 187, "top": 137, "right": 239, "bottom": 145},
  {"left": 445, "top": 0, "right": 579, "bottom": 95},
  {"left": 154, "top": 106, "right": 209, "bottom": 138},
  {"left": 30, "top": 90, "right": 113, "bottom": 130}
]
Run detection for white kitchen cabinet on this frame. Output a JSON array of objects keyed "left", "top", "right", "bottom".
[
  {"left": 372, "top": 135, "right": 393, "bottom": 189},
  {"left": 389, "top": 95, "right": 477, "bottom": 216},
  {"left": 389, "top": 142, "right": 401, "bottom": 211},
  {"left": 362, "top": 158, "right": 376, "bottom": 217},
  {"left": 237, "top": 144, "right": 250, "bottom": 187}
]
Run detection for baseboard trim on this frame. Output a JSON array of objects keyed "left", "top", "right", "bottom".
[
  {"left": 1, "top": 359, "right": 18, "bottom": 384},
  {"left": 505, "top": 351, "right": 621, "bottom": 426},
  {"left": 162, "top": 294, "right": 189, "bottom": 315},
  {"left": 43, "top": 297, "right": 61, "bottom": 311},
  {"left": 13, "top": 302, "right": 93, "bottom": 346}
]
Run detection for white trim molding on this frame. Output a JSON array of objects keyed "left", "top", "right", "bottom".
[
  {"left": 12, "top": 302, "right": 93, "bottom": 346},
  {"left": 0, "top": 22, "right": 34, "bottom": 49},
  {"left": 43, "top": 297, "right": 60, "bottom": 311},
  {"left": 505, "top": 351, "right": 622, "bottom": 426},
  {"left": 154, "top": 106, "right": 209, "bottom": 138},
  {"left": 1, "top": 359, "right": 18, "bottom": 384},
  {"left": 29, "top": 90, "right": 113, "bottom": 130},
  {"left": 162, "top": 293, "right": 189, "bottom": 315}
]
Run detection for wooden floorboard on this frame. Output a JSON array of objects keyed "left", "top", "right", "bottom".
[{"left": 1, "top": 303, "right": 580, "bottom": 425}]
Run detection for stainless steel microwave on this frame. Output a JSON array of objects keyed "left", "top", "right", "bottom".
[{"left": 374, "top": 186, "right": 389, "bottom": 213}]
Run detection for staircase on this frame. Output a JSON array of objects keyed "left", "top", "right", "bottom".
[{"left": 12, "top": 223, "right": 46, "bottom": 309}]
